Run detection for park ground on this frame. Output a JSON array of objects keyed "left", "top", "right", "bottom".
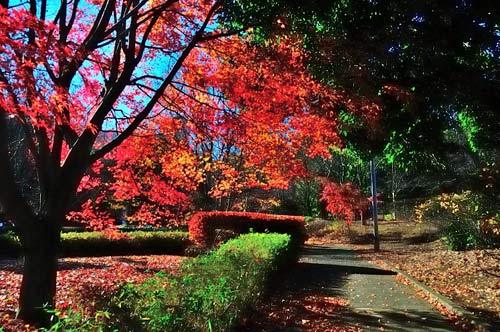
[
  {"left": 1, "top": 219, "right": 499, "bottom": 331},
  {"left": 307, "top": 219, "right": 500, "bottom": 330},
  {"left": 233, "top": 220, "right": 500, "bottom": 332},
  {"left": 0, "top": 255, "right": 185, "bottom": 332}
]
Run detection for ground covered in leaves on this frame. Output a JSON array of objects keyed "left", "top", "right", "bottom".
[
  {"left": 236, "top": 292, "right": 361, "bottom": 332},
  {"left": 308, "top": 219, "right": 500, "bottom": 327},
  {"left": 0, "top": 255, "right": 184, "bottom": 332}
]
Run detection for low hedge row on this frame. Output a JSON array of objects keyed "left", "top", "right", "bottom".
[
  {"left": 45, "top": 233, "right": 294, "bottom": 332},
  {"left": 188, "top": 211, "right": 306, "bottom": 247},
  {"left": 0, "top": 233, "right": 19, "bottom": 256},
  {"left": 0, "top": 231, "right": 190, "bottom": 257}
]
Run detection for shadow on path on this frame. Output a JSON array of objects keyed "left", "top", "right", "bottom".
[
  {"left": 237, "top": 245, "right": 458, "bottom": 332},
  {"left": 342, "top": 308, "right": 460, "bottom": 332}
]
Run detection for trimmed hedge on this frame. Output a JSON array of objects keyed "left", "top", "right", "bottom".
[
  {"left": 0, "top": 231, "right": 190, "bottom": 257},
  {"left": 0, "top": 232, "right": 20, "bottom": 256},
  {"left": 188, "top": 211, "right": 306, "bottom": 247},
  {"left": 107, "top": 233, "right": 293, "bottom": 332},
  {"left": 61, "top": 231, "right": 190, "bottom": 256}
]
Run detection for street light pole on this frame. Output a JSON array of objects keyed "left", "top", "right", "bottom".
[{"left": 370, "top": 159, "right": 380, "bottom": 252}]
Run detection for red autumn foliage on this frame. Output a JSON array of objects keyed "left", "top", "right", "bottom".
[
  {"left": 188, "top": 211, "right": 306, "bottom": 246},
  {"left": 74, "top": 35, "right": 370, "bottom": 224},
  {"left": 65, "top": 37, "right": 345, "bottom": 226},
  {"left": 0, "top": 0, "right": 237, "bottom": 321},
  {"left": 320, "top": 182, "right": 369, "bottom": 223},
  {"left": 0, "top": 0, "right": 380, "bottom": 321}
]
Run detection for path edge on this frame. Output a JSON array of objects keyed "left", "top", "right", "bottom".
[{"left": 381, "top": 260, "right": 491, "bottom": 332}]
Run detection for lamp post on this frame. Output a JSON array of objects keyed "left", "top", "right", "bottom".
[{"left": 370, "top": 159, "right": 380, "bottom": 252}]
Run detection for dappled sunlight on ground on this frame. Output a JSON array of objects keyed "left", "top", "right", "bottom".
[
  {"left": 309, "top": 219, "right": 500, "bottom": 328},
  {"left": 0, "top": 255, "right": 184, "bottom": 332}
]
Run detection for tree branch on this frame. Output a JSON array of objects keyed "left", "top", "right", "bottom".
[
  {"left": 199, "top": 27, "right": 249, "bottom": 42},
  {"left": 90, "top": 1, "right": 222, "bottom": 163},
  {"left": 58, "top": 0, "right": 116, "bottom": 87}
]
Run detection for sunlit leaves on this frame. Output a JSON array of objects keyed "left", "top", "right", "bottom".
[
  {"left": 0, "top": 0, "right": 379, "bottom": 228},
  {"left": 89, "top": 33, "right": 365, "bottom": 222},
  {"left": 320, "top": 181, "right": 369, "bottom": 223}
]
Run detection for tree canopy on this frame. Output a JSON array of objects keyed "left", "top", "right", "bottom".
[
  {"left": 0, "top": 0, "right": 376, "bottom": 324},
  {"left": 276, "top": 0, "right": 499, "bottom": 159}
]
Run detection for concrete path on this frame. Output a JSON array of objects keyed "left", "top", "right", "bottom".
[{"left": 286, "top": 245, "right": 458, "bottom": 332}]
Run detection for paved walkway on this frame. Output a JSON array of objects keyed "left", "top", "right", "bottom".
[{"left": 286, "top": 245, "right": 458, "bottom": 331}]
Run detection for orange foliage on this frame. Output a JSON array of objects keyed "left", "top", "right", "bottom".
[{"left": 0, "top": 1, "right": 380, "bottom": 228}]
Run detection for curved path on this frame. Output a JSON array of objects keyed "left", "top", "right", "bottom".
[
  {"left": 238, "top": 245, "right": 461, "bottom": 331},
  {"left": 292, "top": 245, "right": 457, "bottom": 331}
]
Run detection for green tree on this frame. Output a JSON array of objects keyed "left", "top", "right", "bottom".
[{"left": 283, "top": 0, "right": 499, "bottom": 199}]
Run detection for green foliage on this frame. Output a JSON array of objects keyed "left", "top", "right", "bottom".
[
  {"left": 39, "top": 309, "right": 113, "bottom": 332},
  {"left": 383, "top": 214, "right": 394, "bottom": 221},
  {"left": 331, "top": 146, "right": 369, "bottom": 185},
  {"left": 0, "top": 231, "right": 21, "bottom": 255},
  {"left": 383, "top": 127, "right": 429, "bottom": 171},
  {"left": 290, "top": 179, "right": 321, "bottom": 217},
  {"left": 218, "top": 0, "right": 284, "bottom": 39},
  {"left": 304, "top": 146, "right": 369, "bottom": 193},
  {"left": 109, "top": 233, "right": 292, "bottom": 332},
  {"left": 62, "top": 231, "right": 190, "bottom": 256},
  {"left": 0, "top": 231, "right": 189, "bottom": 257},
  {"left": 457, "top": 110, "right": 480, "bottom": 153},
  {"left": 302, "top": 0, "right": 499, "bottom": 124},
  {"left": 442, "top": 222, "right": 481, "bottom": 251},
  {"left": 277, "top": 0, "right": 500, "bottom": 195},
  {"left": 415, "top": 191, "right": 500, "bottom": 250}
]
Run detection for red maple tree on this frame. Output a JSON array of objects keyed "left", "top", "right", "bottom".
[
  {"left": 0, "top": 0, "right": 379, "bottom": 325},
  {"left": 0, "top": 0, "right": 252, "bottom": 324},
  {"left": 75, "top": 35, "right": 363, "bottom": 221},
  {"left": 320, "top": 181, "right": 369, "bottom": 223}
]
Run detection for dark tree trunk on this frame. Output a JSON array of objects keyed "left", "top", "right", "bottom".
[{"left": 16, "top": 219, "right": 61, "bottom": 327}]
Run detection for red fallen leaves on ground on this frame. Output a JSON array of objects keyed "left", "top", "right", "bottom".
[
  {"left": 236, "top": 293, "right": 361, "bottom": 332},
  {"left": 366, "top": 244, "right": 500, "bottom": 325},
  {"left": 0, "top": 255, "right": 184, "bottom": 332},
  {"left": 308, "top": 220, "right": 500, "bottom": 330},
  {"left": 2, "top": 255, "right": 357, "bottom": 332},
  {"left": 389, "top": 269, "right": 474, "bottom": 332}
]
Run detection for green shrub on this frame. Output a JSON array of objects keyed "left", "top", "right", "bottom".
[
  {"left": 109, "top": 233, "right": 292, "bottom": 332},
  {"left": 0, "top": 231, "right": 21, "bottom": 255},
  {"left": 415, "top": 191, "right": 500, "bottom": 250},
  {"left": 39, "top": 309, "right": 112, "bottom": 332},
  {"left": 60, "top": 230, "right": 189, "bottom": 256},
  {"left": 0, "top": 231, "right": 190, "bottom": 257},
  {"left": 441, "top": 222, "right": 479, "bottom": 251}
]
